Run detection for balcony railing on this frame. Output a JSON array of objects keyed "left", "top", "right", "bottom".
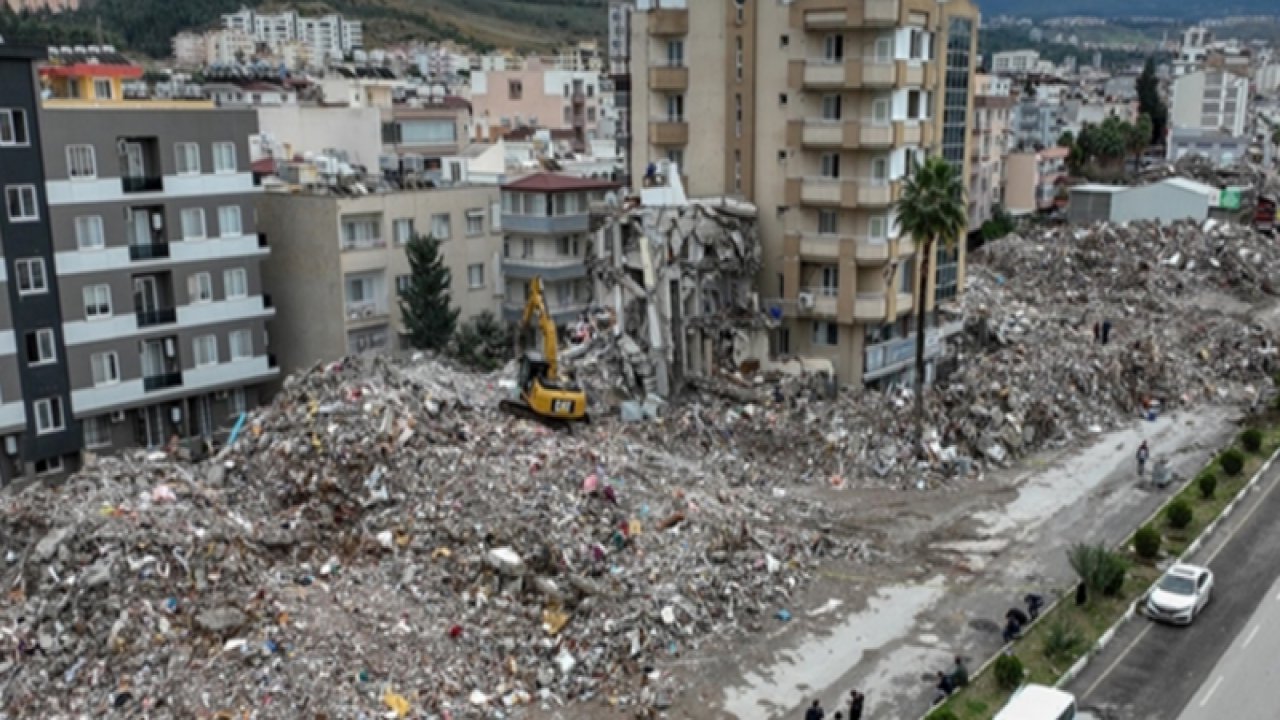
[
  {"left": 143, "top": 371, "right": 184, "bottom": 392},
  {"left": 346, "top": 300, "right": 389, "bottom": 321},
  {"left": 136, "top": 307, "right": 177, "bottom": 327},
  {"left": 129, "top": 243, "right": 170, "bottom": 261},
  {"left": 121, "top": 176, "right": 163, "bottom": 194},
  {"left": 341, "top": 237, "right": 386, "bottom": 251}
]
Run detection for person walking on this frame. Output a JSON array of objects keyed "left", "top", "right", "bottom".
[
  {"left": 804, "top": 699, "right": 826, "bottom": 720},
  {"left": 848, "top": 690, "right": 865, "bottom": 720},
  {"left": 950, "top": 656, "right": 969, "bottom": 688},
  {"left": 933, "top": 671, "right": 955, "bottom": 704},
  {"left": 1137, "top": 440, "right": 1150, "bottom": 477}
]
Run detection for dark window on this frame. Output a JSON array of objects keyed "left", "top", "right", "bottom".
[{"left": 942, "top": 18, "right": 973, "bottom": 169}]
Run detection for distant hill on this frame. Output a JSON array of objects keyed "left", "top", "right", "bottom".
[
  {"left": 0, "top": 0, "right": 609, "bottom": 58},
  {"left": 979, "top": 0, "right": 1279, "bottom": 18}
]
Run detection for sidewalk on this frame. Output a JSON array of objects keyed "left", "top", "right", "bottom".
[{"left": 718, "top": 407, "right": 1237, "bottom": 719}]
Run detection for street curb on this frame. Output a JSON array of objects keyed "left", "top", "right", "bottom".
[
  {"left": 916, "top": 439, "right": 1280, "bottom": 720},
  {"left": 1050, "top": 445, "right": 1280, "bottom": 692}
]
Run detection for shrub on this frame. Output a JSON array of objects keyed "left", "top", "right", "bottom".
[
  {"left": 1241, "top": 428, "right": 1264, "bottom": 454},
  {"left": 1134, "top": 525, "right": 1162, "bottom": 559},
  {"left": 1166, "top": 499, "right": 1193, "bottom": 530},
  {"left": 928, "top": 711, "right": 959, "bottom": 720},
  {"left": 1068, "top": 543, "right": 1129, "bottom": 599},
  {"left": 994, "top": 654, "right": 1024, "bottom": 691},
  {"left": 1198, "top": 472, "right": 1217, "bottom": 500},
  {"left": 1043, "top": 620, "right": 1084, "bottom": 662},
  {"left": 1220, "top": 449, "right": 1245, "bottom": 476}
]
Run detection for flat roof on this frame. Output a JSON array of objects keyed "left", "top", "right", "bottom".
[
  {"left": 0, "top": 45, "right": 47, "bottom": 61},
  {"left": 1160, "top": 177, "right": 1219, "bottom": 195}
]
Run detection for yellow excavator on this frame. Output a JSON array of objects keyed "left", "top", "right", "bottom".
[{"left": 499, "top": 276, "right": 589, "bottom": 427}]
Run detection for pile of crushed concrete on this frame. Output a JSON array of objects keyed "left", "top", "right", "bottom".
[{"left": 0, "top": 356, "right": 857, "bottom": 718}]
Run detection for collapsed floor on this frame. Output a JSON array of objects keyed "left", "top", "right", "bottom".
[{"left": 3, "top": 218, "right": 1280, "bottom": 717}]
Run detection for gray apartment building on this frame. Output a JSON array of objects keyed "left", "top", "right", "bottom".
[{"left": 0, "top": 47, "right": 278, "bottom": 482}]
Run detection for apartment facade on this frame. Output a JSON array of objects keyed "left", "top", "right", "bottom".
[
  {"left": 470, "top": 64, "right": 603, "bottom": 151},
  {"left": 1003, "top": 146, "right": 1068, "bottom": 215},
  {"left": 257, "top": 186, "right": 503, "bottom": 377},
  {"left": 0, "top": 48, "right": 278, "bottom": 483},
  {"left": 628, "top": 0, "right": 979, "bottom": 386},
  {"left": 1171, "top": 69, "right": 1250, "bottom": 138},
  {"left": 969, "top": 78, "right": 1013, "bottom": 232},
  {"left": 221, "top": 7, "right": 363, "bottom": 60},
  {"left": 499, "top": 173, "right": 619, "bottom": 325}
]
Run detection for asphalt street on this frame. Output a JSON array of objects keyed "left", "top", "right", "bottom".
[{"left": 1065, "top": 460, "right": 1280, "bottom": 720}]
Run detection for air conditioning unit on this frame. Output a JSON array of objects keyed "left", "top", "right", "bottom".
[
  {"left": 110, "top": 410, "right": 127, "bottom": 423},
  {"left": 798, "top": 292, "right": 816, "bottom": 309}
]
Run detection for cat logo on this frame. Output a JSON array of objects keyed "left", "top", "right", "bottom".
[{"left": 552, "top": 399, "right": 575, "bottom": 414}]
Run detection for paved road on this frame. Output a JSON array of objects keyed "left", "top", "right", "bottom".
[{"left": 1065, "top": 459, "right": 1280, "bottom": 720}]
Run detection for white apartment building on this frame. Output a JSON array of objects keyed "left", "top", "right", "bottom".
[
  {"left": 1171, "top": 68, "right": 1249, "bottom": 138},
  {"left": 220, "top": 7, "right": 362, "bottom": 60},
  {"left": 992, "top": 49, "right": 1040, "bottom": 75}
]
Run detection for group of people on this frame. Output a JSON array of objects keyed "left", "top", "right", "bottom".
[
  {"left": 802, "top": 689, "right": 865, "bottom": 720},
  {"left": 933, "top": 656, "right": 970, "bottom": 704}
]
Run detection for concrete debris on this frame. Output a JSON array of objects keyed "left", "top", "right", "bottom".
[{"left": 0, "top": 355, "right": 854, "bottom": 717}]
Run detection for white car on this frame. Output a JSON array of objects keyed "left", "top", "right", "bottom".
[{"left": 1146, "top": 563, "right": 1214, "bottom": 625}]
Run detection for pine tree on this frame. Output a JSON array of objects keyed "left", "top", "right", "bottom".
[
  {"left": 399, "top": 234, "right": 458, "bottom": 351},
  {"left": 1136, "top": 58, "right": 1167, "bottom": 146}
]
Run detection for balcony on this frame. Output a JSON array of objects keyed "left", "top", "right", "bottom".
[
  {"left": 864, "top": 326, "right": 947, "bottom": 380},
  {"left": 794, "top": 58, "right": 897, "bottom": 89},
  {"left": 649, "top": 119, "right": 688, "bottom": 146},
  {"left": 341, "top": 237, "right": 386, "bottom": 252},
  {"left": 501, "top": 213, "right": 590, "bottom": 235},
  {"left": 801, "top": 0, "right": 899, "bottom": 27},
  {"left": 896, "top": 291, "right": 914, "bottom": 313},
  {"left": 346, "top": 300, "right": 389, "bottom": 323},
  {"left": 896, "top": 61, "right": 928, "bottom": 88},
  {"left": 648, "top": 8, "right": 688, "bottom": 35},
  {"left": 792, "top": 119, "right": 893, "bottom": 149},
  {"left": 502, "top": 300, "right": 589, "bottom": 325},
  {"left": 787, "top": 177, "right": 899, "bottom": 209},
  {"left": 121, "top": 176, "right": 163, "bottom": 194},
  {"left": 798, "top": 234, "right": 843, "bottom": 260},
  {"left": 501, "top": 256, "right": 589, "bottom": 281},
  {"left": 855, "top": 237, "right": 890, "bottom": 264},
  {"left": 854, "top": 292, "right": 887, "bottom": 321},
  {"left": 649, "top": 66, "right": 689, "bottom": 91},
  {"left": 136, "top": 307, "right": 177, "bottom": 328},
  {"left": 798, "top": 287, "right": 839, "bottom": 317},
  {"left": 143, "top": 371, "right": 184, "bottom": 392},
  {"left": 129, "top": 243, "right": 170, "bottom": 261},
  {"left": 895, "top": 121, "right": 924, "bottom": 146}
]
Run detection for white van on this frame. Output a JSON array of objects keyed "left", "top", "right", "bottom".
[{"left": 994, "top": 684, "right": 1077, "bottom": 720}]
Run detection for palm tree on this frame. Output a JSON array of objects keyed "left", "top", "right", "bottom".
[{"left": 895, "top": 156, "right": 967, "bottom": 433}]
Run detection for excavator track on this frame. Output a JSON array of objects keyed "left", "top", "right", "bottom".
[{"left": 498, "top": 399, "right": 587, "bottom": 432}]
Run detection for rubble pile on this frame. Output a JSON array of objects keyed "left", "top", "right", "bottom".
[{"left": 0, "top": 356, "right": 853, "bottom": 717}]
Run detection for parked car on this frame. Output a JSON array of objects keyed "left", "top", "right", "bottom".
[{"left": 1146, "top": 563, "right": 1214, "bottom": 625}]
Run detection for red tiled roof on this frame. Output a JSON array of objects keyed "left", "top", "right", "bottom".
[{"left": 502, "top": 173, "right": 620, "bottom": 192}]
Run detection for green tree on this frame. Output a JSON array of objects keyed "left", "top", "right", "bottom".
[
  {"left": 399, "top": 234, "right": 458, "bottom": 351},
  {"left": 895, "top": 156, "right": 966, "bottom": 430},
  {"left": 1127, "top": 114, "right": 1153, "bottom": 170},
  {"left": 1136, "top": 57, "right": 1167, "bottom": 145},
  {"left": 450, "top": 311, "right": 512, "bottom": 371},
  {"left": 1057, "top": 130, "right": 1075, "bottom": 149}
]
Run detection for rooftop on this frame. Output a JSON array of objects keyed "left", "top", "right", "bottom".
[{"left": 501, "top": 172, "right": 620, "bottom": 193}]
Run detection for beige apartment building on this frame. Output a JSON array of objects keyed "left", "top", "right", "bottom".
[
  {"left": 628, "top": 0, "right": 979, "bottom": 386},
  {"left": 969, "top": 74, "right": 1013, "bottom": 232},
  {"left": 257, "top": 186, "right": 503, "bottom": 378}
]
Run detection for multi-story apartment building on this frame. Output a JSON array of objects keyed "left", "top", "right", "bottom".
[
  {"left": 0, "top": 47, "right": 278, "bottom": 483},
  {"left": 1171, "top": 68, "right": 1250, "bottom": 138},
  {"left": 627, "top": 0, "right": 979, "bottom": 386},
  {"left": 992, "top": 50, "right": 1040, "bottom": 75},
  {"left": 470, "top": 62, "right": 603, "bottom": 152},
  {"left": 969, "top": 74, "right": 1013, "bottom": 232},
  {"left": 608, "top": 1, "right": 635, "bottom": 182},
  {"left": 221, "top": 7, "right": 362, "bottom": 60},
  {"left": 258, "top": 185, "right": 503, "bottom": 375},
  {"left": 1003, "top": 146, "right": 1068, "bottom": 215},
  {"left": 499, "top": 174, "right": 619, "bottom": 324}
]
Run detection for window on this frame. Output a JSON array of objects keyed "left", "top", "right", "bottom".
[
  {"left": 812, "top": 321, "right": 838, "bottom": 347},
  {"left": 936, "top": 245, "right": 959, "bottom": 302},
  {"left": 824, "top": 34, "right": 844, "bottom": 62},
  {"left": 557, "top": 236, "right": 576, "bottom": 256},
  {"left": 875, "top": 37, "right": 893, "bottom": 62},
  {"left": 872, "top": 98, "right": 890, "bottom": 124},
  {"left": 735, "top": 37, "right": 744, "bottom": 80},
  {"left": 820, "top": 153, "right": 841, "bottom": 179},
  {"left": 468, "top": 263, "right": 484, "bottom": 289},
  {"left": 899, "top": 256, "right": 915, "bottom": 294},
  {"left": 25, "top": 328, "right": 56, "bottom": 365},
  {"left": 393, "top": 218, "right": 415, "bottom": 245},
  {"left": 431, "top": 213, "right": 451, "bottom": 239},
  {"left": 224, "top": 268, "right": 248, "bottom": 299},
  {"left": 508, "top": 80, "right": 523, "bottom": 99},
  {"left": 83, "top": 284, "right": 112, "bottom": 319},
  {"left": 780, "top": 34, "right": 789, "bottom": 48},
  {"left": 15, "top": 258, "right": 47, "bottom": 295},
  {"left": 466, "top": 209, "right": 484, "bottom": 236},
  {"left": 193, "top": 335, "right": 218, "bottom": 366},
  {"left": 34, "top": 397, "right": 64, "bottom": 434},
  {"left": 396, "top": 274, "right": 411, "bottom": 295},
  {"left": 93, "top": 79, "right": 113, "bottom": 100},
  {"left": 667, "top": 39, "right": 684, "bottom": 67},
  {"left": 735, "top": 94, "right": 743, "bottom": 137},
  {"left": 907, "top": 90, "right": 922, "bottom": 119},
  {"left": 218, "top": 205, "right": 242, "bottom": 237},
  {"left": 229, "top": 329, "right": 253, "bottom": 360},
  {"left": 90, "top": 351, "right": 120, "bottom": 386},
  {"left": 869, "top": 216, "right": 888, "bottom": 240},
  {"left": 779, "top": 93, "right": 789, "bottom": 106},
  {"left": 212, "top": 142, "right": 236, "bottom": 173},
  {"left": 181, "top": 208, "right": 207, "bottom": 240},
  {"left": 75, "top": 216, "right": 105, "bottom": 250},
  {"left": 734, "top": 150, "right": 742, "bottom": 193},
  {"left": 818, "top": 210, "right": 838, "bottom": 235},
  {"left": 341, "top": 215, "right": 382, "bottom": 249},
  {"left": 230, "top": 388, "right": 247, "bottom": 417},
  {"left": 822, "top": 94, "right": 842, "bottom": 121},
  {"left": 668, "top": 148, "right": 684, "bottom": 168},
  {"left": 0, "top": 109, "right": 29, "bottom": 146},
  {"left": 666, "top": 94, "right": 684, "bottom": 122},
  {"left": 34, "top": 456, "right": 64, "bottom": 475},
  {"left": 5, "top": 185, "right": 38, "bottom": 221},
  {"left": 66, "top": 145, "right": 97, "bottom": 179},
  {"left": 909, "top": 28, "right": 928, "bottom": 61},
  {"left": 522, "top": 238, "right": 533, "bottom": 258},
  {"left": 83, "top": 417, "right": 111, "bottom": 449},
  {"left": 175, "top": 143, "right": 200, "bottom": 175},
  {"left": 189, "top": 272, "right": 213, "bottom": 303},
  {"left": 872, "top": 157, "right": 888, "bottom": 182},
  {"left": 821, "top": 266, "right": 839, "bottom": 296}
]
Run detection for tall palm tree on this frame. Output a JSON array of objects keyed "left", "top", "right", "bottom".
[{"left": 895, "top": 156, "right": 967, "bottom": 433}]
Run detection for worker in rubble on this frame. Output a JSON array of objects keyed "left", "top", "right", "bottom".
[
  {"left": 804, "top": 699, "right": 826, "bottom": 720},
  {"left": 1137, "top": 440, "right": 1150, "bottom": 477}
]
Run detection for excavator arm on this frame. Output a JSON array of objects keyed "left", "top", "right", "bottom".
[{"left": 519, "top": 276, "right": 561, "bottom": 381}]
